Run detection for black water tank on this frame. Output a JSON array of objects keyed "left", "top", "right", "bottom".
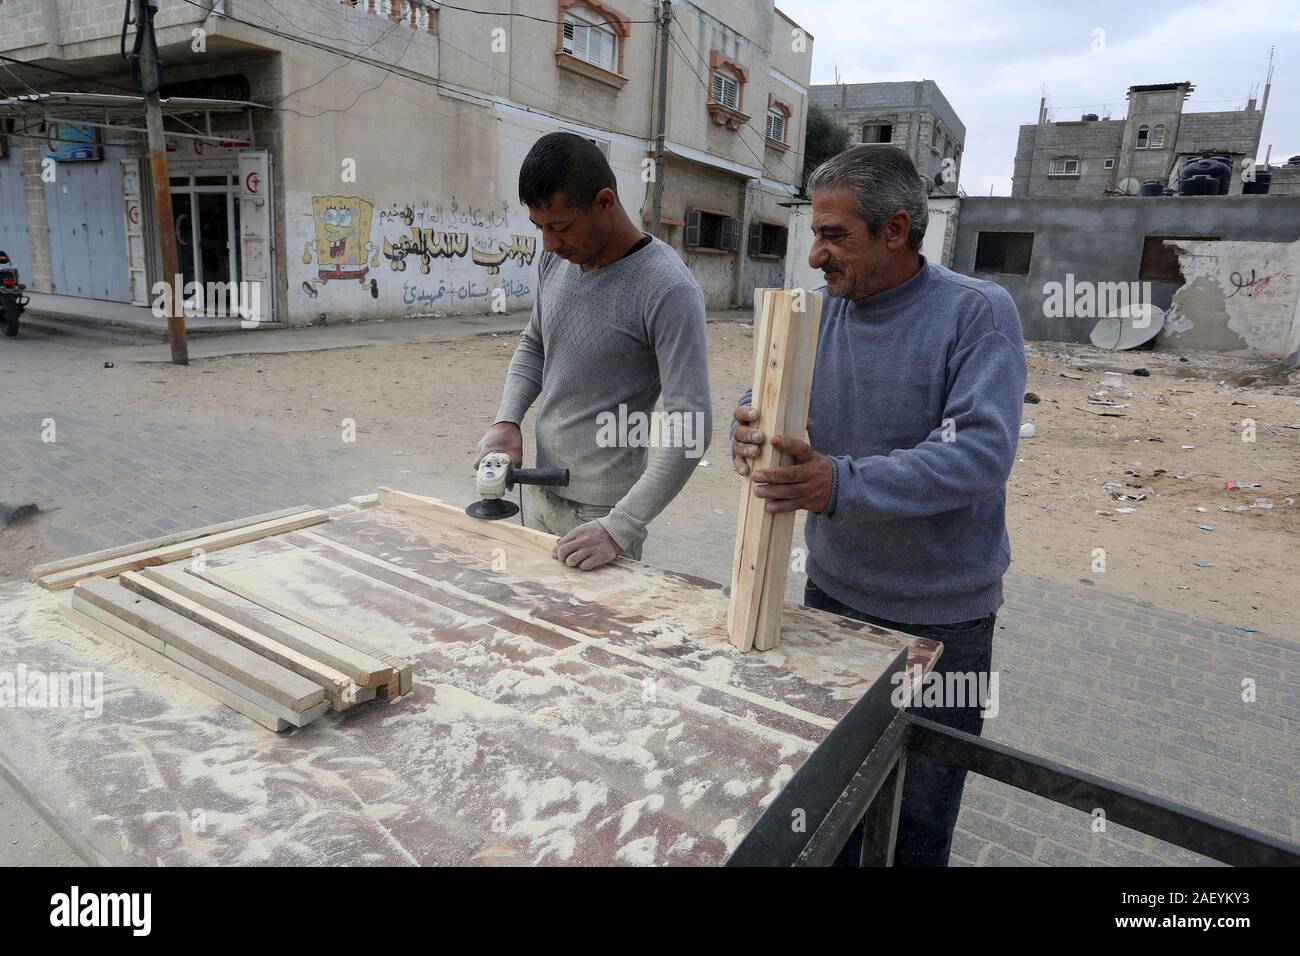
[
  {"left": 1081, "top": 113, "right": 1099, "bottom": 121},
  {"left": 1182, "top": 174, "right": 1219, "bottom": 196},
  {"left": 1242, "top": 170, "right": 1272, "bottom": 195},
  {"left": 1181, "top": 155, "right": 1231, "bottom": 195},
  {"left": 1138, "top": 180, "right": 1164, "bottom": 196}
]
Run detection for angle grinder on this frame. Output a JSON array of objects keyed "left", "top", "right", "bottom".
[{"left": 466, "top": 451, "right": 570, "bottom": 521}]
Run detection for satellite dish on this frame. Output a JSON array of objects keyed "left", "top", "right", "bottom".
[
  {"left": 1090, "top": 303, "right": 1166, "bottom": 350},
  {"left": 1117, "top": 177, "right": 1141, "bottom": 195}
]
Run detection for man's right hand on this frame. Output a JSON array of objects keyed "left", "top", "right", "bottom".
[
  {"left": 731, "top": 405, "right": 764, "bottom": 477},
  {"left": 475, "top": 421, "right": 524, "bottom": 470}
]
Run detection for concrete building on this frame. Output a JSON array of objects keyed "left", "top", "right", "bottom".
[
  {"left": 807, "top": 80, "right": 965, "bottom": 195},
  {"left": 1012, "top": 81, "right": 1269, "bottom": 198},
  {"left": 949, "top": 195, "right": 1300, "bottom": 348},
  {"left": 0, "top": 0, "right": 812, "bottom": 324}
]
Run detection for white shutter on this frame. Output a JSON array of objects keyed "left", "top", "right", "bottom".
[
  {"left": 121, "top": 159, "right": 149, "bottom": 305},
  {"left": 712, "top": 72, "right": 725, "bottom": 104},
  {"left": 563, "top": 17, "right": 575, "bottom": 53},
  {"left": 238, "top": 150, "right": 274, "bottom": 326}
]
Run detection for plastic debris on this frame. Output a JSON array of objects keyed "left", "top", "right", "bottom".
[
  {"left": 1024, "top": 392, "right": 1041, "bottom": 404},
  {"left": 1132, "top": 367, "right": 1150, "bottom": 376},
  {"left": 1236, "top": 625, "right": 1259, "bottom": 633},
  {"left": 1254, "top": 499, "right": 1273, "bottom": 509},
  {"left": 1115, "top": 507, "right": 1136, "bottom": 514},
  {"left": 697, "top": 459, "right": 711, "bottom": 468},
  {"left": 103, "top": 361, "right": 114, "bottom": 369},
  {"left": 1194, "top": 560, "right": 1213, "bottom": 568},
  {"left": 1019, "top": 422, "right": 1036, "bottom": 438},
  {"left": 1198, "top": 524, "right": 1215, "bottom": 531}
]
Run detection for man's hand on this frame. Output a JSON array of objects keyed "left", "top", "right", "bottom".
[
  {"left": 475, "top": 421, "right": 523, "bottom": 469},
  {"left": 751, "top": 436, "right": 834, "bottom": 514},
  {"left": 554, "top": 520, "right": 624, "bottom": 571},
  {"left": 731, "top": 405, "right": 764, "bottom": 476}
]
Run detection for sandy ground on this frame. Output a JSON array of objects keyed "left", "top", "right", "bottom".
[{"left": 10, "top": 323, "right": 1300, "bottom": 637}]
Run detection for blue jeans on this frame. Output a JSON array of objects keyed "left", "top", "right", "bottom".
[{"left": 803, "top": 579, "right": 996, "bottom": 867}]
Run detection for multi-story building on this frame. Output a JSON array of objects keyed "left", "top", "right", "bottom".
[
  {"left": 1011, "top": 81, "right": 1269, "bottom": 198},
  {"left": 807, "top": 80, "right": 965, "bottom": 195},
  {"left": 0, "top": 0, "right": 812, "bottom": 323}
]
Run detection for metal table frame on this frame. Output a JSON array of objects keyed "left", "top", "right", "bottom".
[{"left": 728, "top": 649, "right": 1300, "bottom": 867}]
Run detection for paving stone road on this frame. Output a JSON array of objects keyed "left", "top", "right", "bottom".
[{"left": 1, "top": 327, "right": 1294, "bottom": 866}]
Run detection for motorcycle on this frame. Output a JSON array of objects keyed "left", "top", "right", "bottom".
[{"left": 0, "top": 249, "right": 28, "bottom": 337}]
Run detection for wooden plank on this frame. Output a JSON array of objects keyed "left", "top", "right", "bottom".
[
  {"left": 28, "top": 505, "right": 317, "bottom": 582},
  {"left": 376, "top": 487, "right": 562, "bottom": 558},
  {"left": 727, "top": 289, "right": 824, "bottom": 652},
  {"left": 729, "top": 289, "right": 775, "bottom": 615},
  {"left": 728, "top": 290, "right": 798, "bottom": 650},
  {"left": 38, "top": 510, "right": 331, "bottom": 591},
  {"left": 118, "top": 571, "right": 363, "bottom": 711},
  {"left": 754, "top": 290, "right": 823, "bottom": 651},
  {"left": 182, "top": 567, "right": 404, "bottom": 695},
  {"left": 139, "top": 565, "right": 396, "bottom": 690},
  {"left": 73, "top": 576, "right": 327, "bottom": 711},
  {"left": 60, "top": 600, "right": 291, "bottom": 732},
  {"left": 349, "top": 493, "right": 380, "bottom": 510}
]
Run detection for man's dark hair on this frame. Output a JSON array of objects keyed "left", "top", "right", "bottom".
[{"left": 519, "top": 132, "right": 617, "bottom": 209}]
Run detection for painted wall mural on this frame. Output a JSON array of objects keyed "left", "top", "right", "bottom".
[{"left": 292, "top": 193, "right": 539, "bottom": 319}]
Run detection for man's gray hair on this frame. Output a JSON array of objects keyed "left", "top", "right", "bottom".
[{"left": 807, "top": 145, "right": 928, "bottom": 251}]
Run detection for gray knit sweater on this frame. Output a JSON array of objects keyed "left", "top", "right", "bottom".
[{"left": 495, "top": 236, "right": 712, "bottom": 552}]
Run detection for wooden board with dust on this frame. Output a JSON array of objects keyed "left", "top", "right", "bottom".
[{"left": 0, "top": 490, "right": 938, "bottom": 866}]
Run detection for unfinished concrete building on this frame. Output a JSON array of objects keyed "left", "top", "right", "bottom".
[
  {"left": 807, "top": 80, "right": 965, "bottom": 195},
  {"left": 1012, "top": 81, "right": 1269, "bottom": 198}
]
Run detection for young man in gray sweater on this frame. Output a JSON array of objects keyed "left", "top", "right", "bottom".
[
  {"left": 731, "top": 145, "right": 1027, "bottom": 866},
  {"left": 478, "top": 133, "right": 712, "bottom": 569}
]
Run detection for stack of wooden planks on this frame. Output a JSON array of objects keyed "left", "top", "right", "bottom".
[
  {"left": 728, "top": 287, "right": 824, "bottom": 653},
  {"left": 34, "top": 508, "right": 412, "bottom": 731}
]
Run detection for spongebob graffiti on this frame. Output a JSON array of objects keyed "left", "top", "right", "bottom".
[{"left": 302, "top": 196, "right": 382, "bottom": 298}]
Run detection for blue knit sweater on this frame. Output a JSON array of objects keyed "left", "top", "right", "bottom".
[{"left": 741, "top": 259, "right": 1027, "bottom": 625}]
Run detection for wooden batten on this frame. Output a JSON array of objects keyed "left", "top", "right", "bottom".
[
  {"left": 38, "top": 510, "right": 330, "bottom": 591},
  {"left": 727, "top": 288, "right": 823, "bottom": 652}
]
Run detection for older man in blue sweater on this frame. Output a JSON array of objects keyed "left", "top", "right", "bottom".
[{"left": 731, "top": 145, "right": 1027, "bottom": 867}]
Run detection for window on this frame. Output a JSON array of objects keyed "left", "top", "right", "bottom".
[
  {"left": 563, "top": 9, "right": 617, "bottom": 72},
  {"left": 863, "top": 123, "right": 893, "bottom": 143},
  {"left": 1136, "top": 125, "right": 1150, "bottom": 148},
  {"left": 1103, "top": 158, "right": 1116, "bottom": 170},
  {"left": 765, "top": 108, "right": 786, "bottom": 143},
  {"left": 1139, "top": 235, "right": 1219, "bottom": 281},
  {"left": 685, "top": 209, "right": 739, "bottom": 252},
  {"left": 1048, "top": 157, "right": 1080, "bottom": 176},
  {"left": 1150, "top": 124, "right": 1166, "bottom": 148},
  {"left": 748, "top": 221, "right": 788, "bottom": 258},
  {"left": 973, "top": 232, "right": 1034, "bottom": 275},
  {"left": 711, "top": 71, "right": 739, "bottom": 109}
]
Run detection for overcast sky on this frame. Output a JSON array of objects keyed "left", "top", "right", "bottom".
[{"left": 778, "top": 0, "right": 1298, "bottom": 196}]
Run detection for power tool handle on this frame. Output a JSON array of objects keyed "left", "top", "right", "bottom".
[{"left": 510, "top": 466, "right": 570, "bottom": 489}]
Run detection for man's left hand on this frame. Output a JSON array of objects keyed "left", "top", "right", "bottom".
[
  {"left": 554, "top": 520, "right": 624, "bottom": 570},
  {"left": 751, "top": 436, "right": 834, "bottom": 514}
]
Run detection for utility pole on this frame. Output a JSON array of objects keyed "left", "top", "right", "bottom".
[
  {"left": 650, "top": 0, "right": 671, "bottom": 238},
  {"left": 131, "top": 0, "right": 187, "bottom": 364}
]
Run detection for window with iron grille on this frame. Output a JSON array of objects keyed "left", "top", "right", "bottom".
[
  {"left": 563, "top": 11, "right": 617, "bottom": 72},
  {"left": 765, "top": 108, "right": 785, "bottom": 143},
  {"left": 711, "top": 71, "right": 739, "bottom": 110}
]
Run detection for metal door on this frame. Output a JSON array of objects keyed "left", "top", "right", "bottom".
[
  {"left": 0, "top": 144, "right": 33, "bottom": 281},
  {"left": 43, "top": 149, "right": 130, "bottom": 301}
]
